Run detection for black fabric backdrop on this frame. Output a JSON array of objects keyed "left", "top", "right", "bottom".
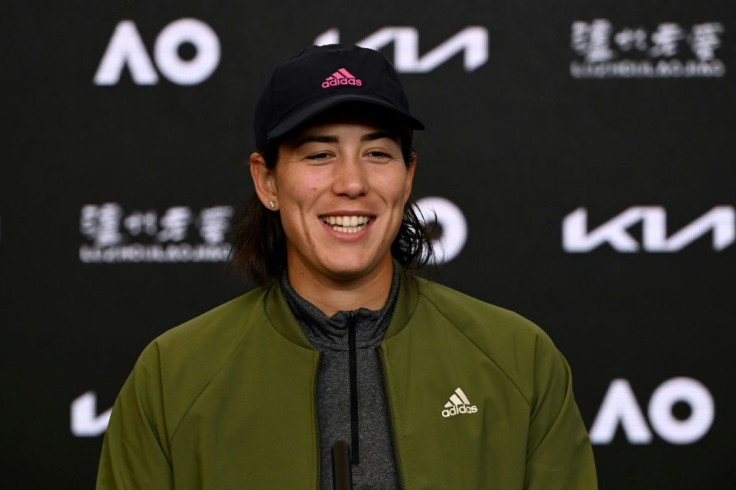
[{"left": 3, "top": 1, "right": 734, "bottom": 487}]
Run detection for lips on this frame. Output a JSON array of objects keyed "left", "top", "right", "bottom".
[{"left": 321, "top": 215, "right": 372, "bottom": 234}]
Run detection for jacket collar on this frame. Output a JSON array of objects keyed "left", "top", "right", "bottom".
[{"left": 264, "top": 266, "right": 419, "bottom": 349}]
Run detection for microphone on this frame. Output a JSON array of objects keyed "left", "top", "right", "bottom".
[{"left": 332, "top": 440, "right": 353, "bottom": 490}]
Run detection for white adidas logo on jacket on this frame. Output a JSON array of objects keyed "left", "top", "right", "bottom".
[{"left": 441, "top": 387, "right": 479, "bottom": 418}]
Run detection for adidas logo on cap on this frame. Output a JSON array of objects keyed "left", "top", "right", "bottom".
[
  {"left": 322, "top": 67, "right": 363, "bottom": 88},
  {"left": 441, "top": 387, "right": 478, "bottom": 418}
]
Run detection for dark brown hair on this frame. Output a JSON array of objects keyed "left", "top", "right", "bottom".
[{"left": 230, "top": 106, "right": 434, "bottom": 285}]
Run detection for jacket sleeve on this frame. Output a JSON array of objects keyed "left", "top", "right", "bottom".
[
  {"left": 524, "top": 335, "right": 598, "bottom": 490},
  {"left": 96, "top": 342, "right": 174, "bottom": 489}
]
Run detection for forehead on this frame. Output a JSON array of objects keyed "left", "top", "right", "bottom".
[
  {"left": 285, "top": 118, "right": 399, "bottom": 144},
  {"left": 284, "top": 103, "right": 407, "bottom": 142}
]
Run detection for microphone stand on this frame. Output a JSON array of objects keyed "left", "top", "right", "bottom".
[{"left": 332, "top": 440, "right": 353, "bottom": 490}]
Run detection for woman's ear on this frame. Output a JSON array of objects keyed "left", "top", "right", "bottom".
[{"left": 250, "top": 152, "right": 279, "bottom": 210}]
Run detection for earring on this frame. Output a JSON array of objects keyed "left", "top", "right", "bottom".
[{"left": 269, "top": 201, "right": 276, "bottom": 209}]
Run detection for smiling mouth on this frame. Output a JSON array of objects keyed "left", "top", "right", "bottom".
[{"left": 321, "top": 215, "right": 371, "bottom": 234}]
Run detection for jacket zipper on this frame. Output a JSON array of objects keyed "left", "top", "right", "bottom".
[
  {"left": 347, "top": 311, "right": 360, "bottom": 465},
  {"left": 377, "top": 347, "right": 406, "bottom": 489}
]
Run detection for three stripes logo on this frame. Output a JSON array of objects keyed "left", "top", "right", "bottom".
[
  {"left": 322, "top": 67, "right": 363, "bottom": 88},
  {"left": 441, "top": 387, "right": 478, "bottom": 418}
]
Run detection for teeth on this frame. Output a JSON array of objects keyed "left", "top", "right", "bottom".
[{"left": 323, "top": 215, "right": 370, "bottom": 232}]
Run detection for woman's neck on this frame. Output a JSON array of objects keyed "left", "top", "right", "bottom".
[{"left": 286, "top": 256, "right": 394, "bottom": 317}]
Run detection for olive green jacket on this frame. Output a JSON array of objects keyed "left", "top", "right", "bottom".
[{"left": 97, "top": 274, "right": 597, "bottom": 489}]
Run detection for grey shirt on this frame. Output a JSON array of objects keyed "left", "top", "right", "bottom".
[{"left": 281, "top": 267, "right": 401, "bottom": 489}]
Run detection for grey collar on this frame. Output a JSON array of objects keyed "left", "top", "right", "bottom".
[{"left": 279, "top": 265, "right": 401, "bottom": 352}]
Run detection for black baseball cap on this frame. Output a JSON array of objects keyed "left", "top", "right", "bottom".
[{"left": 254, "top": 44, "right": 424, "bottom": 150}]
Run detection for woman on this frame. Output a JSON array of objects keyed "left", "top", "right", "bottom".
[{"left": 97, "top": 44, "right": 597, "bottom": 489}]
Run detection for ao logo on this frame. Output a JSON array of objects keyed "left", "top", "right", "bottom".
[
  {"left": 95, "top": 18, "right": 220, "bottom": 86},
  {"left": 590, "top": 377, "right": 714, "bottom": 445},
  {"left": 415, "top": 197, "right": 467, "bottom": 265},
  {"left": 315, "top": 27, "right": 488, "bottom": 73}
]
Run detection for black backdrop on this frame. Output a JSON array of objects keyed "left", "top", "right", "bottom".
[{"left": 3, "top": 1, "right": 734, "bottom": 488}]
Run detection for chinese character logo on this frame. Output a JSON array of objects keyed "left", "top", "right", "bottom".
[
  {"left": 79, "top": 203, "right": 234, "bottom": 263},
  {"left": 570, "top": 19, "right": 725, "bottom": 79}
]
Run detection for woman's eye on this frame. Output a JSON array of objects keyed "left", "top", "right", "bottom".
[
  {"left": 306, "top": 152, "right": 331, "bottom": 160},
  {"left": 367, "top": 151, "right": 391, "bottom": 159}
]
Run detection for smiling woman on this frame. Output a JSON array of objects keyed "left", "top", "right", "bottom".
[
  {"left": 249, "top": 117, "right": 417, "bottom": 314},
  {"left": 97, "top": 44, "right": 597, "bottom": 490},
  {"left": 231, "top": 103, "right": 431, "bottom": 291}
]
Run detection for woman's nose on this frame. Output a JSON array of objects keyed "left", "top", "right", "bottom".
[{"left": 332, "top": 156, "right": 368, "bottom": 197}]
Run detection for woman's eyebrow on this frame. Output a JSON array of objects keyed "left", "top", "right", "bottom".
[
  {"left": 292, "top": 135, "right": 339, "bottom": 148},
  {"left": 361, "top": 131, "right": 398, "bottom": 142},
  {"left": 292, "top": 131, "right": 397, "bottom": 147}
]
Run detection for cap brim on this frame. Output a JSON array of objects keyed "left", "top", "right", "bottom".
[{"left": 267, "top": 94, "right": 425, "bottom": 141}]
